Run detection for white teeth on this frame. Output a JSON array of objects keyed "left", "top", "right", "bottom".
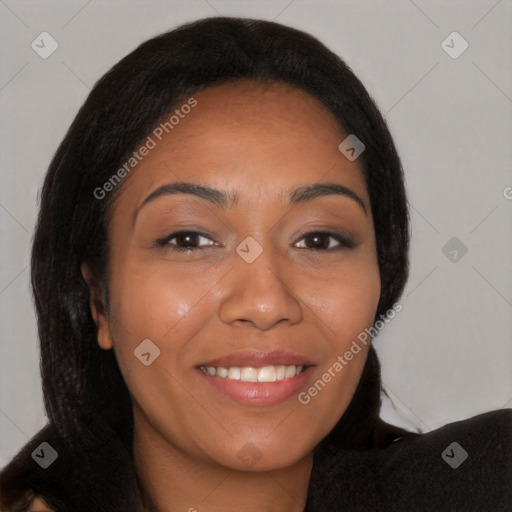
[
  {"left": 202, "top": 364, "right": 305, "bottom": 382},
  {"left": 228, "top": 367, "right": 241, "bottom": 380},
  {"left": 205, "top": 366, "right": 216, "bottom": 376},
  {"left": 217, "top": 367, "right": 228, "bottom": 378},
  {"left": 285, "top": 365, "right": 296, "bottom": 378},
  {"left": 241, "top": 367, "right": 258, "bottom": 382},
  {"left": 257, "top": 366, "right": 277, "bottom": 382}
]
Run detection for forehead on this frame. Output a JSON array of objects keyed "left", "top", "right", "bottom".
[
  {"left": 168, "top": 79, "right": 347, "bottom": 156},
  {"left": 111, "top": 79, "right": 369, "bottom": 214}
]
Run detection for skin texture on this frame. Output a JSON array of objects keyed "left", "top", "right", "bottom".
[{"left": 82, "top": 80, "right": 381, "bottom": 512}]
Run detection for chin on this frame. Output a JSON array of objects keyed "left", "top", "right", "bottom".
[{"left": 203, "top": 435, "right": 316, "bottom": 473}]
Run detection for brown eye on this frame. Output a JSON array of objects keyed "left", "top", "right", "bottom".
[
  {"left": 295, "top": 231, "right": 356, "bottom": 251},
  {"left": 156, "top": 231, "right": 216, "bottom": 252}
]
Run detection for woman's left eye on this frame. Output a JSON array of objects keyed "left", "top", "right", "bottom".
[
  {"left": 294, "top": 231, "right": 355, "bottom": 251},
  {"left": 155, "top": 230, "right": 355, "bottom": 253}
]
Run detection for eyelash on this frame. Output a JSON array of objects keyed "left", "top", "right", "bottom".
[{"left": 155, "top": 230, "right": 356, "bottom": 252}]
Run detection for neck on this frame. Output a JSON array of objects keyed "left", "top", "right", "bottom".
[{"left": 133, "top": 410, "right": 313, "bottom": 512}]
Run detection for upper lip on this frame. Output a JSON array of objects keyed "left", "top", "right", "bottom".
[{"left": 199, "top": 349, "right": 316, "bottom": 368}]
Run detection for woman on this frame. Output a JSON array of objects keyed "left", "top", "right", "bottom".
[{"left": 1, "top": 17, "right": 510, "bottom": 512}]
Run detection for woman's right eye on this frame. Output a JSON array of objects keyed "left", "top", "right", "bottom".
[{"left": 155, "top": 231, "right": 217, "bottom": 252}]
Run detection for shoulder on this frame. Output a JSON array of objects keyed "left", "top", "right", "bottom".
[
  {"left": 0, "top": 424, "right": 69, "bottom": 512},
  {"left": 380, "top": 408, "right": 511, "bottom": 463},
  {"left": 308, "top": 409, "right": 512, "bottom": 512},
  {"left": 1, "top": 421, "right": 141, "bottom": 511},
  {"left": 375, "top": 409, "right": 512, "bottom": 510}
]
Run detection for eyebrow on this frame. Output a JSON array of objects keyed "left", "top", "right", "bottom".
[{"left": 134, "top": 181, "right": 367, "bottom": 223}]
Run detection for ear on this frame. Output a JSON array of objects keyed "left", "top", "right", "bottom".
[{"left": 80, "top": 263, "right": 114, "bottom": 350}]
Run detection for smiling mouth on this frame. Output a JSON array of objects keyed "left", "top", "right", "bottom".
[{"left": 199, "top": 364, "right": 307, "bottom": 382}]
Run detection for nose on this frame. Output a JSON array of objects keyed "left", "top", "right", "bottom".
[{"left": 218, "top": 242, "right": 303, "bottom": 330}]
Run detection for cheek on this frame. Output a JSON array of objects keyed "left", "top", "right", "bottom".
[
  {"left": 107, "top": 269, "right": 205, "bottom": 342},
  {"left": 106, "top": 260, "right": 222, "bottom": 371},
  {"left": 296, "top": 256, "right": 380, "bottom": 418},
  {"left": 104, "top": 264, "right": 224, "bottom": 443},
  {"left": 309, "top": 256, "right": 381, "bottom": 340}
]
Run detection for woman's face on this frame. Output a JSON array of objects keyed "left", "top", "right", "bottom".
[{"left": 86, "top": 80, "right": 380, "bottom": 471}]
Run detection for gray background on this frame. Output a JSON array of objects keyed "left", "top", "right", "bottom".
[{"left": 1, "top": 0, "right": 511, "bottom": 467}]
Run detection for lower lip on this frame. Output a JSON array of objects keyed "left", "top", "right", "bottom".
[{"left": 197, "top": 367, "right": 315, "bottom": 407}]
